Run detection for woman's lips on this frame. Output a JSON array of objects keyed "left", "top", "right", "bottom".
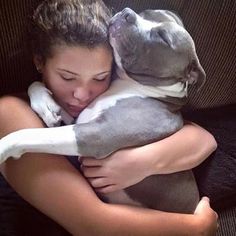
[{"left": 67, "top": 104, "right": 86, "bottom": 116}]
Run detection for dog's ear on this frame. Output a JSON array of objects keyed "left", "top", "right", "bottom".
[{"left": 185, "top": 59, "right": 206, "bottom": 90}]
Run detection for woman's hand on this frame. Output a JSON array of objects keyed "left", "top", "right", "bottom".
[
  {"left": 81, "top": 122, "right": 217, "bottom": 194},
  {"left": 80, "top": 147, "right": 152, "bottom": 193},
  {"left": 194, "top": 197, "right": 219, "bottom": 236}
]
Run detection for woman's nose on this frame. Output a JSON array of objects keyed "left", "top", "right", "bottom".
[{"left": 73, "top": 87, "right": 91, "bottom": 103}]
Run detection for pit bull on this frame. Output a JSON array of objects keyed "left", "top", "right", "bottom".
[{"left": 0, "top": 8, "right": 206, "bottom": 213}]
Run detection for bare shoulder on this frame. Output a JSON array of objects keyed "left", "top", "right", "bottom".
[
  {"left": 0, "top": 94, "right": 45, "bottom": 132},
  {"left": 0, "top": 94, "right": 32, "bottom": 119},
  {"left": 0, "top": 94, "right": 28, "bottom": 109}
]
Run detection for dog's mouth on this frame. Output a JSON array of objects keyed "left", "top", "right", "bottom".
[{"left": 109, "top": 8, "right": 138, "bottom": 39}]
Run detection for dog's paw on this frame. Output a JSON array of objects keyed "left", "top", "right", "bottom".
[
  {"left": 28, "top": 82, "right": 62, "bottom": 127},
  {"left": 33, "top": 98, "right": 62, "bottom": 127},
  {"left": 0, "top": 136, "right": 23, "bottom": 164},
  {"left": 42, "top": 101, "right": 62, "bottom": 127}
]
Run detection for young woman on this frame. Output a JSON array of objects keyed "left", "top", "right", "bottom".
[{"left": 0, "top": 0, "right": 218, "bottom": 235}]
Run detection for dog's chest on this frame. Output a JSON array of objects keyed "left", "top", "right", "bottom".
[
  {"left": 76, "top": 79, "right": 146, "bottom": 124},
  {"left": 76, "top": 75, "right": 187, "bottom": 125}
]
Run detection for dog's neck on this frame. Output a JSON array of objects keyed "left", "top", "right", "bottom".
[{"left": 116, "top": 68, "right": 188, "bottom": 99}]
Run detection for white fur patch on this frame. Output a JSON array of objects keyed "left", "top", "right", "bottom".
[
  {"left": 0, "top": 125, "right": 79, "bottom": 162},
  {"left": 76, "top": 69, "right": 187, "bottom": 124}
]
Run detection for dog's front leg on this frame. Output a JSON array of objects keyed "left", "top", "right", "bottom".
[
  {"left": 0, "top": 125, "right": 79, "bottom": 164},
  {"left": 28, "top": 81, "right": 74, "bottom": 127}
]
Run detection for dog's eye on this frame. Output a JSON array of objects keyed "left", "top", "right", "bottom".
[{"left": 150, "top": 28, "right": 172, "bottom": 47}]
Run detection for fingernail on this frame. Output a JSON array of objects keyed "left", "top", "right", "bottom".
[{"left": 202, "top": 196, "right": 210, "bottom": 202}]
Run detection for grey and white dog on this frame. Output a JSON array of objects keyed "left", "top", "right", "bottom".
[{"left": 0, "top": 8, "right": 206, "bottom": 213}]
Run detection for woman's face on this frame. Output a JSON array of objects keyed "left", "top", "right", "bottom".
[{"left": 36, "top": 45, "right": 113, "bottom": 117}]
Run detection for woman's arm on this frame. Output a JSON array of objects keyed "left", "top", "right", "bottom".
[
  {"left": 0, "top": 96, "right": 218, "bottom": 236},
  {"left": 81, "top": 122, "right": 217, "bottom": 192},
  {"left": 142, "top": 121, "right": 217, "bottom": 174}
]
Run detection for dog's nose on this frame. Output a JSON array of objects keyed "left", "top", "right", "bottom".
[{"left": 122, "top": 8, "right": 136, "bottom": 24}]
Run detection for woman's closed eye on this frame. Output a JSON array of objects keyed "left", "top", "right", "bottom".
[
  {"left": 60, "top": 75, "right": 75, "bottom": 81},
  {"left": 93, "top": 75, "right": 110, "bottom": 82}
]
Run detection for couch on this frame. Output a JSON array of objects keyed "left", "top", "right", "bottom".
[{"left": 0, "top": 0, "right": 235, "bottom": 235}]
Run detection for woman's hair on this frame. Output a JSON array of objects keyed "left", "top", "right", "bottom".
[{"left": 29, "top": 0, "right": 112, "bottom": 62}]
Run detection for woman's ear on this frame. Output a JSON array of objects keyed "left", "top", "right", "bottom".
[{"left": 33, "top": 55, "right": 43, "bottom": 73}]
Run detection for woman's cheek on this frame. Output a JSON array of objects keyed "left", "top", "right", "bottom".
[
  {"left": 95, "top": 84, "right": 109, "bottom": 98},
  {"left": 49, "top": 81, "right": 70, "bottom": 102},
  {"left": 101, "top": 80, "right": 111, "bottom": 93}
]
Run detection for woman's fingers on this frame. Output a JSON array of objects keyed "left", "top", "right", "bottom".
[
  {"left": 95, "top": 185, "right": 117, "bottom": 194},
  {"left": 80, "top": 156, "right": 103, "bottom": 167},
  {"left": 87, "top": 177, "right": 111, "bottom": 188},
  {"left": 194, "top": 197, "right": 217, "bottom": 217},
  {"left": 81, "top": 165, "right": 104, "bottom": 178},
  {"left": 194, "top": 197, "right": 219, "bottom": 235},
  {"left": 88, "top": 177, "right": 121, "bottom": 193}
]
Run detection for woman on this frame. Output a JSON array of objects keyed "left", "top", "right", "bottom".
[{"left": 0, "top": 0, "right": 218, "bottom": 235}]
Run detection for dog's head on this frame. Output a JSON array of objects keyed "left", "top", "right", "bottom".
[{"left": 109, "top": 8, "right": 205, "bottom": 89}]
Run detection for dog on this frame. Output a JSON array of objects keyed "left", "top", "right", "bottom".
[{"left": 0, "top": 8, "right": 206, "bottom": 213}]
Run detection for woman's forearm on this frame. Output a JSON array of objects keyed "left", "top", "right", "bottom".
[
  {"left": 99, "top": 197, "right": 217, "bottom": 236},
  {"left": 1, "top": 155, "right": 217, "bottom": 236},
  {"left": 137, "top": 122, "right": 217, "bottom": 175}
]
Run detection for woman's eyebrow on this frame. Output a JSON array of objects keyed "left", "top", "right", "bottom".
[
  {"left": 95, "top": 71, "right": 111, "bottom": 76},
  {"left": 57, "top": 69, "right": 111, "bottom": 76},
  {"left": 57, "top": 69, "right": 78, "bottom": 75}
]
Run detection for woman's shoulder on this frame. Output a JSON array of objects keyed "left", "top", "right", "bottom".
[
  {"left": 0, "top": 93, "right": 29, "bottom": 106},
  {"left": 0, "top": 93, "right": 46, "bottom": 129}
]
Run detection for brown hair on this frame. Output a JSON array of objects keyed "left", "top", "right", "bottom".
[{"left": 29, "top": 0, "right": 112, "bottom": 62}]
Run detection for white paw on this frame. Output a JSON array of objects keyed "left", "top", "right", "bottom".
[
  {"left": 28, "top": 82, "right": 62, "bottom": 127},
  {"left": 42, "top": 99, "right": 62, "bottom": 127},
  {"left": 0, "top": 135, "right": 23, "bottom": 164}
]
